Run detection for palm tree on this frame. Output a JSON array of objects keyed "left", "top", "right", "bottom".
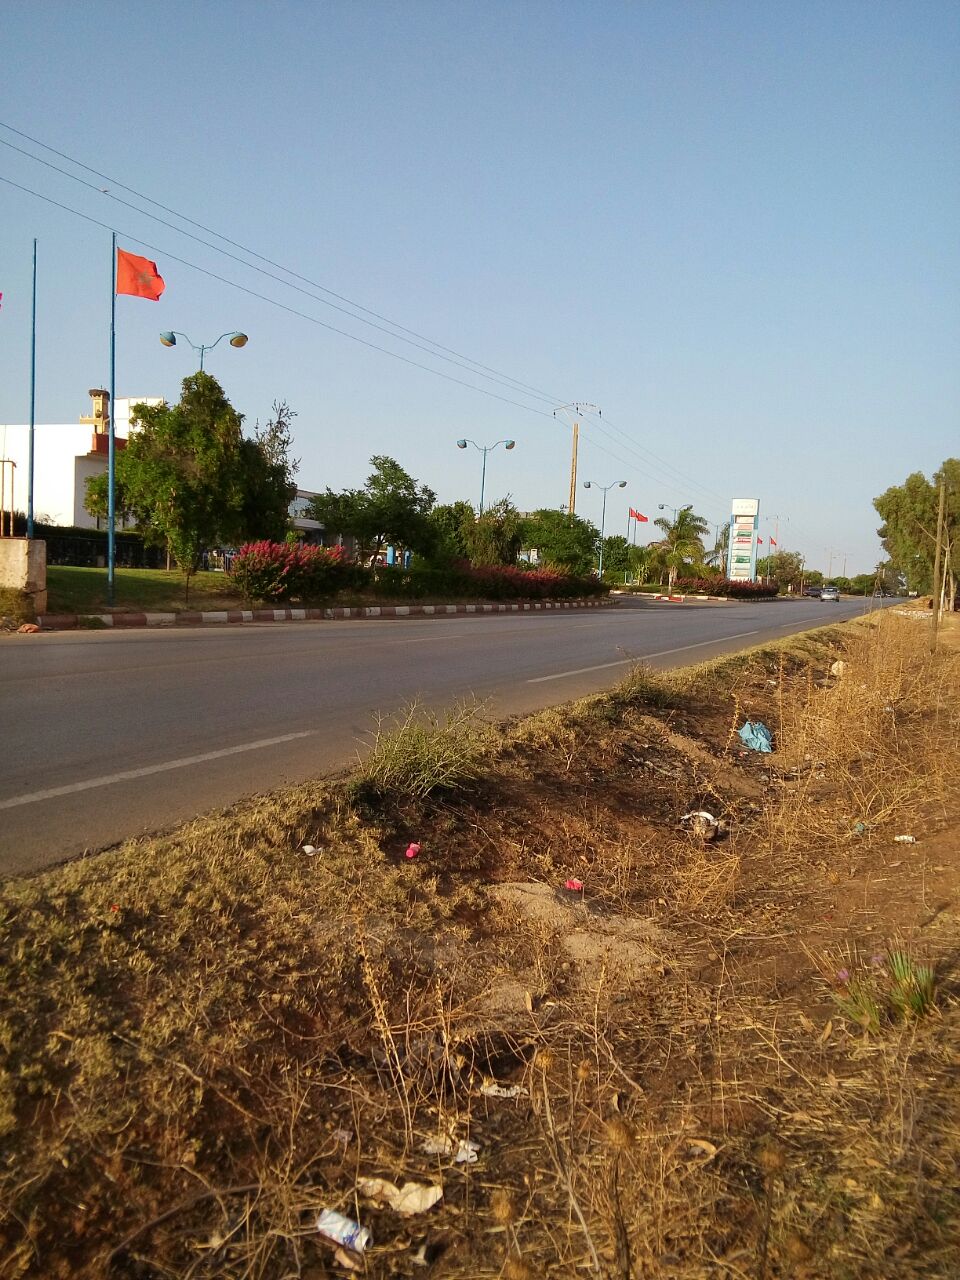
[{"left": 653, "top": 506, "right": 711, "bottom": 588}]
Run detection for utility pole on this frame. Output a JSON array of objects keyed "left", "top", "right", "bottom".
[
  {"left": 554, "top": 403, "right": 600, "bottom": 517},
  {"left": 931, "top": 478, "right": 946, "bottom": 652}
]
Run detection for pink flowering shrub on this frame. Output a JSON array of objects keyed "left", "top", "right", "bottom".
[
  {"left": 672, "top": 577, "right": 779, "bottom": 599},
  {"left": 229, "top": 541, "right": 358, "bottom": 602}
]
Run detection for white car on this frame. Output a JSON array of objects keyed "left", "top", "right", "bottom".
[{"left": 820, "top": 586, "right": 840, "bottom": 602}]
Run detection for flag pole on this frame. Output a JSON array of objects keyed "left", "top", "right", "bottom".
[
  {"left": 27, "top": 238, "right": 37, "bottom": 539},
  {"left": 108, "top": 231, "right": 116, "bottom": 608}
]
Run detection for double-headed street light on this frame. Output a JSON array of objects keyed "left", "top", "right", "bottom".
[
  {"left": 159, "top": 330, "right": 249, "bottom": 371},
  {"left": 456, "top": 437, "right": 515, "bottom": 515},
  {"left": 658, "top": 502, "right": 692, "bottom": 522},
  {"left": 583, "top": 479, "right": 626, "bottom": 576}
]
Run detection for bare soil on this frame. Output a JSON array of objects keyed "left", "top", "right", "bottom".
[{"left": 0, "top": 610, "right": 957, "bottom": 1279}]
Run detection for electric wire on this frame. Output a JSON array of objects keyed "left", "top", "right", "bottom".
[{"left": 0, "top": 121, "right": 734, "bottom": 511}]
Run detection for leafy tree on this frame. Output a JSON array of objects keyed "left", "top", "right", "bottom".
[
  {"left": 756, "top": 549, "right": 804, "bottom": 590},
  {"left": 305, "top": 456, "right": 436, "bottom": 564},
  {"left": 85, "top": 373, "right": 290, "bottom": 598},
  {"left": 874, "top": 460, "right": 960, "bottom": 600},
  {"left": 461, "top": 497, "right": 522, "bottom": 566},
  {"left": 600, "top": 534, "right": 631, "bottom": 577},
  {"left": 239, "top": 400, "right": 299, "bottom": 542},
  {"left": 428, "top": 500, "right": 476, "bottom": 562},
  {"left": 519, "top": 509, "right": 599, "bottom": 576},
  {"left": 652, "top": 506, "right": 710, "bottom": 588}
]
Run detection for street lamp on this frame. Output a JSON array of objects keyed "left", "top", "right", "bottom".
[
  {"left": 583, "top": 479, "right": 626, "bottom": 577},
  {"left": 658, "top": 502, "right": 692, "bottom": 522},
  {"left": 455, "top": 438, "right": 515, "bottom": 515},
  {"left": 159, "top": 330, "right": 249, "bottom": 371}
]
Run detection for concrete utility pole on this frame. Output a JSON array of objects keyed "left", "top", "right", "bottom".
[{"left": 554, "top": 403, "right": 600, "bottom": 517}]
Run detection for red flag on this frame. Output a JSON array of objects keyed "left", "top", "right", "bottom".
[
  {"left": 769, "top": 536, "right": 777, "bottom": 547},
  {"left": 116, "top": 248, "right": 165, "bottom": 300},
  {"left": 637, "top": 512, "right": 648, "bottom": 522},
  {"left": 629, "top": 507, "right": 638, "bottom": 520},
  {"left": 757, "top": 536, "right": 763, "bottom": 544}
]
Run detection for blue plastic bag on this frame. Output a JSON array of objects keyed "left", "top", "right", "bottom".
[{"left": 738, "top": 720, "right": 773, "bottom": 753}]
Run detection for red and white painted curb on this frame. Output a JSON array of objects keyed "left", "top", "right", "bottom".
[
  {"left": 36, "top": 598, "right": 612, "bottom": 631},
  {"left": 652, "top": 593, "right": 730, "bottom": 603}
]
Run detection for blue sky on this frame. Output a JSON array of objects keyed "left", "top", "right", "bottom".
[{"left": 1, "top": 0, "right": 957, "bottom": 574}]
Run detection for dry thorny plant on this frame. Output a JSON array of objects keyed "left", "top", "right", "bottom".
[{"left": 0, "top": 611, "right": 957, "bottom": 1278}]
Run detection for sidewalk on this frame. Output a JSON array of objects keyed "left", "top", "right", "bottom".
[{"left": 35, "top": 597, "right": 613, "bottom": 631}]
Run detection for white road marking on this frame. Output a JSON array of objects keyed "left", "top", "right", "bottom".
[
  {"left": 527, "top": 629, "right": 762, "bottom": 683},
  {"left": 0, "top": 731, "right": 317, "bottom": 810}
]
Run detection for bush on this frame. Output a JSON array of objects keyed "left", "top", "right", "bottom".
[
  {"left": 370, "top": 563, "right": 609, "bottom": 601},
  {"left": 229, "top": 541, "right": 363, "bottom": 602},
  {"left": 672, "top": 577, "right": 779, "bottom": 599}
]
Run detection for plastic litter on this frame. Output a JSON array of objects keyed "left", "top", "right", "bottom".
[
  {"left": 357, "top": 1177, "right": 443, "bottom": 1216},
  {"left": 480, "top": 1081, "right": 528, "bottom": 1099},
  {"left": 301, "top": 844, "right": 317, "bottom": 855},
  {"left": 738, "top": 720, "right": 773, "bottom": 753},
  {"left": 405, "top": 842, "right": 421, "bottom": 859},
  {"left": 315, "top": 1209, "right": 371, "bottom": 1253},
  {"left": 680, "top": 810, "right": 719, "bottom": 840},
  {"left": 17, "top": 623, "right": 40, "bottom": 634},
  {"left": 564, "top": 878, "right": 584, "bottom": 891},
  {"left": 893, "top": 835, "right": 917, "bottom": 844},
  {"left": 422, "top": 1134, "right": 480, "bottom": 1163}
]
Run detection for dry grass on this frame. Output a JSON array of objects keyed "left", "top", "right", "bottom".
[{"left": 0, "top": 612, "right": 958, "bottom": 1278}]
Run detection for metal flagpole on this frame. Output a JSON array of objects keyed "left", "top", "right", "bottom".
[
  {"left": 27, "top": 238, "right": 37, "bottom": 538},
  {"left": 108, "top": 231, "right": 116, "bottom": 607}
]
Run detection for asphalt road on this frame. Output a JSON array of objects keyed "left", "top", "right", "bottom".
[{"left": 0, "top": 596, "right": 881, "bottom": 875}]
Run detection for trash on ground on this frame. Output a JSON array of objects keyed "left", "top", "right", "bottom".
[
  {"left": 480, "top": 1080, "right": 529, "bottom": 1099},
  {"left": 893, "top": 835, "right": 917, "bottom": 844},
  {"left": 564, "top": 877, "right": 584, "bottom": 891},
  {"left": 738, "top": 720, "right": 773, "bottom": 753},
  {"left": 301, "top": 844, "right": 317, "bottom": 855},
  {"left": 422, "top": 1134, "right": 480, "bottom": 1163},
  {"left": 680, "top": 810, "right": 719, "bottom": 840},
  {"left": 357, "top": 1177, "right": 443, "bottom": 1216},
  {"left": 405, "top": 842, "right": 421, "bottom": 859},
  {"left": 315, "top": 1208, "right": 372, "bottom": 1253},
  {"left": 17, "top": 623, "right": 40, "bottom": 634},
  {"left": 830, "top": 660, "right": 847, "bottom": 678}
]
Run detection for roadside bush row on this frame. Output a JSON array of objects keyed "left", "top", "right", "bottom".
[
  {"left": 672, "top": 576, "right": 780, "bottom": 598},
  {"left": 229, "top": 542, "right": 610, "bottom": 604}
]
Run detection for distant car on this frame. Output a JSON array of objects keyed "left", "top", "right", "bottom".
[
  {"left": 820, "top": 586, "right": 840, "bottom": 602},
  {"left": 803, "top": 586, "right": 822, "bottom": 598}
]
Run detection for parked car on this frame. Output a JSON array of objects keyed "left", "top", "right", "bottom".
[{"left": 820, "top": 586, "right": 840, "bottom": 602}]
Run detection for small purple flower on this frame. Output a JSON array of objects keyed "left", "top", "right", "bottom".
[{"left": 836, "top": 968, "right": 850, "bottom": 985}]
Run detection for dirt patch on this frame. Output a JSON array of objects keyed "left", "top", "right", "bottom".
[{"left": 0, "top": 613, "right": 958, "bottom": 1279}]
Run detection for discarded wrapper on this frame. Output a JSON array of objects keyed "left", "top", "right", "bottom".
[
  {"left": 357, "top": 1177, "right": 443, "bottom": 1216},
  {"left": 301, "top": 844, "right": 317, "bottom": 855},
  {"left": 738, "top": 720, "right": 773, "bottom": 753},
  {"left": 405, "top": 842, "right": 421, "bottom": 859},
  {"left": 564, "top": 878, "right": 584, "bottom": 891},
  {"left": 480, "top": 1081, "right": 529, "bottom": 1099},
  {"left": 680, "top": 810, "right": 719, "bottom": 840},
  {"left": 893, "top": 835, "right": 917, "bottom": 844},
  {"left": 316, "top": 1208, "right": 371, "bottom": 1253},
  {"left": 422, "top": 1134, "right": 480, "bottom": 1164}
]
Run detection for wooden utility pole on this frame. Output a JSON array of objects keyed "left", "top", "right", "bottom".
[
  {"left": 930, "top": 478, "right": 946, "bottom": 652},
  {"left": 554, "top": 403, "right": 600, "bottom": 518}
]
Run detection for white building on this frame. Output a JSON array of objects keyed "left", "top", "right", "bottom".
[{"left": 0, "top": 390, "right": 163, "bottom": 529}]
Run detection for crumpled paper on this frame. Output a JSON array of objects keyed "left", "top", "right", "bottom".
[{"left": 357, "top": 1177, "right": 443, "bottom": 1215}]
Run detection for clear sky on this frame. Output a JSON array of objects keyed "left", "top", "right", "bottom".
[{"left": 1, "top": 0, "right": 957, "bottom": 575}]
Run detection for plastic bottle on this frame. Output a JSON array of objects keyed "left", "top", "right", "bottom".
[
  {"left": 893, "top": 835, "right": 917, "bottom": 844},
  {"left": 316, "top": 1209, "right": 372, "bottom": 1252}
]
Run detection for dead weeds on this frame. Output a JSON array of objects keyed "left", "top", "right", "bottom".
[{"left": 0, "top": 612, "right": 958, "bottom": 1278}]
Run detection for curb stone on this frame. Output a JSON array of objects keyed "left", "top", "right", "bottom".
[{"left": 36, "top": 598, "right": 614, "bottom": 631}]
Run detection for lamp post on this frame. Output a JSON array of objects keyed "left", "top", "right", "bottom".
[
  {"left": 455, "top": 437, "right": 515, "bottom": 515},
  {"left": 159, "top": 330, "right": 249, "bottom": 370},
  {"left": 583, "top": 479, "right": 626, "bottom": 576}
]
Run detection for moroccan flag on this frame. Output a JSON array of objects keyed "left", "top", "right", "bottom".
[
  {"left": 757, "top": 536, "right": 763, "bottom": 544},
  {"left": 637, "top": 511, "right": 648, "bottom": 522},
  {"left": 116, "top": 248, "right": 165, "bottom": 300},
  {"left": 769, "top": 536, "right": 777, "bottom": 546}
]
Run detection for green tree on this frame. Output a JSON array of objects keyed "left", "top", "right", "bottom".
[
  {"left": 427, "top": 500, "right": 476, "bottom": 562},
  {"left": 756, "top": 549, "right": 804, "bottom": 590},
  {"left": 519, "top": 509, "right": 599, "bottom": 576},
  {"left": 600, "top": 534, "right": 631, "bottom": 577},
  {"left": 239, "top": 400, "right": 299, "bottom": 542},
  {"left": 461, "top": 497, "right": 522, "bottom": 566},
  {"left": 652, "top": 506, "right": 710, "bottom": 588},
  {"left": 305, "top": 456, "right": 437, "bottom": 564},
  {"left": 85, "top": 373, "right": 285, "bottom": 597},
  {"left": 874, "top": 460, "right": 960, "bottom": 599}
]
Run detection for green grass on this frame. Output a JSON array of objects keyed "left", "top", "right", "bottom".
[{"left": 45, "top": 566, "right": 245, "bottom": 614}]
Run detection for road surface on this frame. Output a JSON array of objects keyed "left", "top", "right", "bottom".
[{"left": 1, "top": 596, "right": 881, "bottom": 875}]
